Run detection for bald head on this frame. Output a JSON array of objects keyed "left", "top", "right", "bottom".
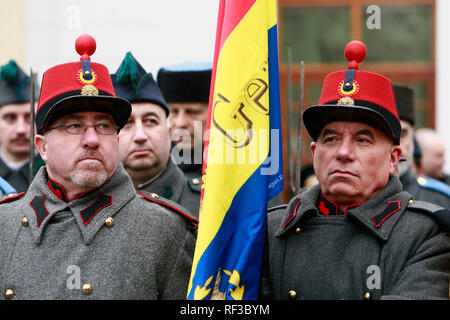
[{"left": 415, "top": 128, "right": 447, "bottom": 180}]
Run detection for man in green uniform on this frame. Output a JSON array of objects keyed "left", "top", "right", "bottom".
[{"left": 111, "top": 53, "right": 200, "bottom": 217}]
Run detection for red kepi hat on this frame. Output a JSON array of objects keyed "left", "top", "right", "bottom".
[
  {"left": 36, "top": 34, "right": 131, "bottom": 134},
  {"left": 302, "top": 40, "right": 401, "bottom": 145}
]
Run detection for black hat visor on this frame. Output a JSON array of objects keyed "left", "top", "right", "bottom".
[
  {"left": 302, "top": 101, "right": 401, "bottom": 145},
  {"left": 37, "top": 92, "right": 131, "bottom": 134}
]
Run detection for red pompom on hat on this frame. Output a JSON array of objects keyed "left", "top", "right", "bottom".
[
  {"left": 36, "top": 34, "right": 131, "bottom": 134},
  {"left": 302, "top": 40, "right": 401, "bottom": 145}
]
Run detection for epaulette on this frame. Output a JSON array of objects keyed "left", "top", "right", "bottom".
[
  {"left": 417, "top": 176, "right": 450, "bottom": 197},
  {"left": 408, "top": 200, "right": 450, "bottom": 233},
  {"left": 281, "top": 196, "right": 302, "bottom": 230},
  {"left": 267, "top": 204, "right": 287, "bottom": 214},
  {"left": 139, "top": 190, "right": 199, "bottom": 228},
  {"left": 0, "top": 192, "right": 25, "bottom": 204},
  {"left": 187, "top": 177, "right": 201, "bottom": 193}
]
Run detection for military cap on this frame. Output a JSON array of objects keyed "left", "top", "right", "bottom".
[
  {"left": 157, "top": 62, "right": 212, "bottom": 103},
  {"left": 393, "top": 84, "right": 415, "bottom": 126},
  {"left": 0, "top": 60, "right": 39, "bottom": 106},
  {"left": 36, "top": 34, "right": 131, "bottom": 134},
  {"left": 303, "top": 40, "right": 401, "bottom": 145},
  {"left": 111, "top": 52, "right": 169, "bottom": 116}
]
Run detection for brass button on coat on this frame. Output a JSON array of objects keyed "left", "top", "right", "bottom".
[
  {"left": 82, "top": 283, "right": 93, "bottom": 295},
  {"left": 295, "top": 227, "right": 301, "bottom": 234},
  {"left": 5, "top": 288, "right": 15, "bottom": 299},
  {"left": 105, "top": 217, "right": 114, "bottom": 227},
  {"left": 364, "top": 292, "right": 371, "bottom": 300},
  {"left": 288, "top": 290, "right": 297, "bottom": 299},
  {"left": 22, "top": 217, "right": 29, "bottom": 227}
]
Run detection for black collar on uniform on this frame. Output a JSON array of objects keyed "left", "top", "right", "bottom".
[
  {"left": 318, "top": 192, "right": 338, "bottom": 215},
  {"left": 24, "top": 164, "right": 136, "bottom": 245},
  {"left": 317, "top": 192, "right": 365, "bottom": 215},
  {"left": 277, "top": 176, "right": 410, "bottom": 241},
  {"left": 47, "top": 176, "right": 69, "bottom": 202}
]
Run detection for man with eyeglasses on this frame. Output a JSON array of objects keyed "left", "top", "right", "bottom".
[{"left": 0, "top": 35, "right": 197, "bottom": 300}]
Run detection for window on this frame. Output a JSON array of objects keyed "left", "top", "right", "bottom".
[{"left": 279, "top": 0, "right": 435, "bottom": 198}]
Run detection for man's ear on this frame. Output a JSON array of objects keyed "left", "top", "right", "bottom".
[
  {"left": 35, "top": 134, "right": 48, "bottom": 162},
  {"left": 389, "top": 145, "right": 402, "bottom": 175}
]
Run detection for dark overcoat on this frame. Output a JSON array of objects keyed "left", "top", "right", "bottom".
[
  {"left": 0, "top": 164, "right": 197, "bottom": 300},
  {"left": 266, "top": 175, "right": 450, "bottom": 300}
]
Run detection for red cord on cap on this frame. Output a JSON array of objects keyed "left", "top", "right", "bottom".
[
  {"left": 344, "top": 40, "right": 367, "bottom": 70},
  {"left": 75, "top": 34, "right": 96, "bottom": 61}
]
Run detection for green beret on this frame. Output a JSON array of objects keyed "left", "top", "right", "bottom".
[
  {"left": 111, "top": 52, "right": 169, "bottom": 115},
  {"left": 0, "top": 60, "right": 39, "bottom": 107}
]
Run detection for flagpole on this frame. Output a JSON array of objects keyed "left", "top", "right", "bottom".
[{"left": 29, "top": 68, "right": 36, "bottom": 184}]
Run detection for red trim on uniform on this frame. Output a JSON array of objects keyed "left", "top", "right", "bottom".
[
  {"left": 73, "top": 189, "right": 95, "bottom": 201},
  {"left": 282, "top": 197, "right": 301, "bottom": 229},
  {"left": 30, "top": 195, "right": 50, "bottom": 227},
  {"left": 47, "top": 176, "right": 68, "bottom": 202},
  {"left": 319, "top": 192, "right": 366, "bottom": 216},
  {"left": 0, "top": 192, "right": 25, "bottom": 204},
  {"left": 139, "top": 190, "right": 199, "bottom": 225},
  {"left": 343, "top": 200, "right": 367, "bottom": 215},
  {"left": 319, "top": 192, "right": 338, "bottom": 215},
  {"left": 318, "top": 201, "right": 329, "bottom": 215}
]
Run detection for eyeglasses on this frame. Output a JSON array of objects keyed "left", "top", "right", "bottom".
[{"left": 45, "top": 121, "right": 119, "bottom": 135}]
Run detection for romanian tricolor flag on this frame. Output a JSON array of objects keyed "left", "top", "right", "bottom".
[{"left": 187, "top": 0, "right": 283, "bottom": 300}]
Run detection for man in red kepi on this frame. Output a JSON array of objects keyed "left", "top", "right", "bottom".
[
  {"left": 0, "top": 34, "right": 197, "bottom": 300},
  {"left": 263, "top": 41, "right": 450, "bottom": 300}
]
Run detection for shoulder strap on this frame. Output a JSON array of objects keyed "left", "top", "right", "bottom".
[
  {"left": 417, "top": 176, "right": 450, "bottom": 197},
  {"left": 0, "top": 191, "right": 25, "bottom": 204},
  {"left": 187, "top": 177, "right": 202, "bottom": 193},
  {"left": 408, "top": 200, "right": 450, "bottom": 233},
  {"left": 267, "top": 204, "right": 288, "bottom": 214},
  {"left": 0, "top": 176, "right": 17, "bottom": 196},
  {"left": 139, "top": 190, "right": 199, "bottom": 226}
]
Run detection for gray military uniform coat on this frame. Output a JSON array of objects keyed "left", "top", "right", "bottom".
[
  {"left": 139, "top": 158, "right": 200, "bottom": 218},
  {"left": 0, "top": 164, "right": 197, "bottom": 300},
  {"left": 400, "top": 168, "right": 449, "bottom": 209},
  {"left": 266, "top": 175, "right": 450, "bottom": 300}
]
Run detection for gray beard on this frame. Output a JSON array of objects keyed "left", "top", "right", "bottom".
[{"left": 70, "top": 163, "right": 108, "bottom": 188}]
